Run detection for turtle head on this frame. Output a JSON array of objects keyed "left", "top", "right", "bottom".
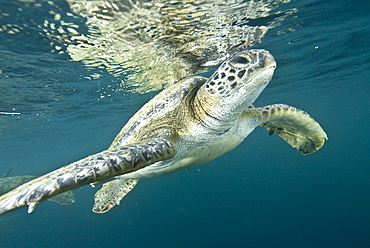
[{"left": 198, "top": 49, "right": 276, "bottom": 120}]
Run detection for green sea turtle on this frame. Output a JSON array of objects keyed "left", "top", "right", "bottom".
[
  {"left": 0, "top": 175, "right": 75, "bottom": 206},
  {"left": 0, "top": 49, "right": 327, "bottom": 215}
]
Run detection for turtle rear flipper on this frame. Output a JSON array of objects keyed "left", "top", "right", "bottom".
[
  {"left": 243, "top": 104, "right": 327, "bottom": 155},
  {"left": 93, "top": 179, "right": 139, "bottom": 213},
  {"left": 49, "top": 191, "right": 76, "bottom": 206},
  {"left": 0, "top": 138, "right": 175, "bottom": 215}
]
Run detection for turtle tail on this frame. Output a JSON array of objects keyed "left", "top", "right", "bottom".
[{"left": 0, "top": 138, "right": 175, "bottom": 215}]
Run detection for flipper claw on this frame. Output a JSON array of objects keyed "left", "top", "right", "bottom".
[{"left": 28, "top": 202, "right": 37, "bottom": 213}]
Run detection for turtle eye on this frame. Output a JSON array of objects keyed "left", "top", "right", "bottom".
[
  {"left": 231, "top": 55, "right": 250, "bottom": 64},
  {"left": 229, "top": 54, "right": 254, "bottom": 68}
]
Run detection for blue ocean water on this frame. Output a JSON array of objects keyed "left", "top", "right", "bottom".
[{"left": 0, "top": 0, "right": 369, "bottom": 247}]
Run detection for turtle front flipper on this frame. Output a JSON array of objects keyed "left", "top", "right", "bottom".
[
  {"left": 0, "top": 138, "right": 175, "bottom": 215},
  {"left": 93, "top": 179, "right": 139, "bottom": 213},
  {"left": 243, "top": 104, "right": 327, "bottom": 155}
]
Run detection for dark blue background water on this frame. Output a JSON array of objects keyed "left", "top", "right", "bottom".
[{"left": 0, "top": 0, "right": 369, "bottom": 247}]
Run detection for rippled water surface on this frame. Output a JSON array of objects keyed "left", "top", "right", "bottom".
[{"left": 0, "top": 0, "right": 369, "bottom": 247}]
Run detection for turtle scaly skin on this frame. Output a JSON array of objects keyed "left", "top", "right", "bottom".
[{"left": 0, "top": 49, "right": 327, "bottom": 215}]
